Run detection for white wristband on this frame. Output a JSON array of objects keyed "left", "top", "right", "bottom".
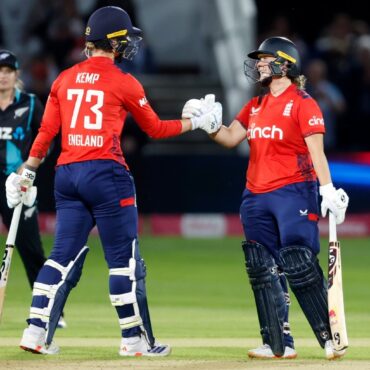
[
  {"left": 190, "top": 116, "right": 200, "bottom": 131},
  {"left": 319, "top": 182, "right": 335, "bottom": 196}
]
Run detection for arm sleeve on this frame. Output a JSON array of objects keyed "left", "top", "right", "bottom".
[
  {"left": 29, "top": 79, "right": 62, "bottom": 159},
  {"left": 297, "top": 97, "right": 326, "bottom": 137},
  {"left": 235, "top": 100, "right": 253, "bottom": 129},
  {"left": 123, "top": 75, "right": 182, "bottom": 139},
  {"left": 31, "top": 96, "right": 44, "bottom": 141},
  {"left": 32, "top": 96, "right": 56, "bottom": 160},
  {"left": 235, "top": 100, "right": 254, "bottom": 129}
]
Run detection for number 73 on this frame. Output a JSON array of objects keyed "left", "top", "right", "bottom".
[{"left": 67, "top": 89, "right": 104, "bottom": 129}]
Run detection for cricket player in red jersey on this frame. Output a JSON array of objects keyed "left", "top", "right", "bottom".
[
  {"left": 183, "top": 37, "right": 349, "bottom": 360},
  {"left": 5, "top": 6, "right": 221, "bottom": 356}
]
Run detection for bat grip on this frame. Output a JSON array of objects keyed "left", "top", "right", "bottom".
[
  {"left": 6, "top": 203, "right": 23, "bottom": 246},
  {"left": 329, "top": 211, "right": 337, "bottom": 243}
]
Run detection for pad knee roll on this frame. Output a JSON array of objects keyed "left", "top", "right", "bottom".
[
  {"left": 279, "top": 246, "right": 331, "bottom": 347},
  {"left": 242, "top": 241, "right": 285, "bottom": 356}
]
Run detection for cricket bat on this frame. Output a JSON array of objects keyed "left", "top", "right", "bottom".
[
  {"left": 328, "top": 211, "right": 349, "bottom": 351},
  {"left": 0, "top": 202, "right": 23, "bottom": 322}
]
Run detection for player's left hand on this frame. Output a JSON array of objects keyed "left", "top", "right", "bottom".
[{"left": 320, "top": 183, "right": 349, "bottom": 224}]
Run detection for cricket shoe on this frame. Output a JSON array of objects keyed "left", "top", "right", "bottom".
[
  {"left": 119, "top": 335, "right": 171, "bottom": 357},
  {"left": 248, "top": 343, "right": 297, "bottom": 359},
  {"left": 57, "top": 316, "right": 67, "bottom": 329},
  {"left": 325, "top": 340, "right": 346, "bottom": 360},
  {"left": 20, "top": 324, "right": 59, "bottom": 355}
]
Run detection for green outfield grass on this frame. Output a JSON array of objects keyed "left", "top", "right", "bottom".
[{"left": 0, "top": 235, "right": 369, "bottom": 364}]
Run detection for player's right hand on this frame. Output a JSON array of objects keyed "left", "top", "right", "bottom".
[
  {"left": 182, "top": 98, "right": 203, "bottom": 119},
  {"left": 6, "top": 173, "right": 21, "bottom": 208},
  {"left": 319, "top": 183, "right": 349, "bottom": 224},
  {"left": 5, "top": 171, "right": 37, "bottom": 208},
  {"left": 182, "top": 94, "right": 222, "bottom": 133}
]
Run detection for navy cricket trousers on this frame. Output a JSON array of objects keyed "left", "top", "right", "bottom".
[
  {"left": 50, "top": 160, "right": 138, "bottom": 268},
  {"left": 240, "top": 181, "right": 321, "bottom": 263}
]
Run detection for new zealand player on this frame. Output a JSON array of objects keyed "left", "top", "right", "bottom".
[
  {"left": 183, "top": 37, "right": 349, "bottom": 360},
  {"left": 5, "top": 6, "right": 221, "bottom": 356},
  {"left": 0, "top": 50, "right": 67, "bottom": 328}
]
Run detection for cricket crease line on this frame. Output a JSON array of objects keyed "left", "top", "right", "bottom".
[{"left": 1, "top": 337, "right": 370, "bottom": 347}]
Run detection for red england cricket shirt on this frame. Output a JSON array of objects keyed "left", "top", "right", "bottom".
[
  {"left": 236, "top": 84, "right": 326, "bottom": 193},
  {"left": 30, "top": 56, "right": 182, "bottom": 168}
]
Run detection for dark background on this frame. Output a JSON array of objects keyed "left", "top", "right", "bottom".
[
  {"left": 256, "top": 2, "right": 369, "bottom": 42},
  {"left": 1, "top": 1, "right": 369, "bottom": 214}
]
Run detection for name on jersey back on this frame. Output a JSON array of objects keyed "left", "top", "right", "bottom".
[
  {"left": 76, "top": 73, "right": 100, "bottom": 84},
  {"left": 68, "top": 134, "right": 103, "bottom": 147}
]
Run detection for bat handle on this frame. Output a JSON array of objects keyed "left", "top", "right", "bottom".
[
  {"left": 6, "top": 203, "right": 23, "bottom": 246},
  {"left": 329, "top": 211, "right": 337, "bottom": 243}
]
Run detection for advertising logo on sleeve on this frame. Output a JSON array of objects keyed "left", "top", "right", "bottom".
[{"left": 308, "top": 115, "right": 325, "bottom": 126}]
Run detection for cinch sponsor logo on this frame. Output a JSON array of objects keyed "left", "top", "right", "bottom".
[
  {"left": 247, "top": 123, "right": 284, "bottom": 140},
  {"left": 308, "top": 116, "right": 324, "bottom": 126}
]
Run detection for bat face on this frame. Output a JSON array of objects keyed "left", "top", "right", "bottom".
[
  {"left": 0, "top": 203, "right": 22, "bottom": 322},
  {"left": 328, "top": 242, "right": 339, "bottom": 289},
  {"left": 0, "top": 247, "right": 11, "bottom": 288},
  {"left": 328, "top": 240, "right": 349, "bottom": 351}
]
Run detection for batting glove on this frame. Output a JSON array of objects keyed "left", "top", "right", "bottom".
[
  {"left": 319, "top": 183, "right": 349, "bottom": 225},
  {"left": 182, "top": 94, "right": 222, "bottom": 133},
  {"left": 5, "top": 173, "right": 22, "bottom": 208},
  {"left": 182, "top": 94, "right": 216, "bottom": 119},
  {"left": 182, "top": 99, "right": 203, "bottom": 120},
  {"left": 191, "top": 101, "right": 222, "bottom": 134},
  {"left": 5, "top": 169, "right": 37, "bottom": 208}
]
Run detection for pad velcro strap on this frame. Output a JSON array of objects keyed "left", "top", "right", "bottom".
[
  {"left": 119, "top": 315, "right": 143, "bottom": 329},
  {"left": 30, "top": 307, "right": 50, "bottom": 322},
  {"left": 33, "top": 282, "right": 52, "bottom": 296},
  {"left": 45, "top": 255, "right": 80, "bottom": 280},
  {"left": 110, "top": 291, "right": 136, "bottom": 306},
  {"left": 109, "top": 260, "right": 136, "bottom": 280},
  {"left": 109, "top": 267, "right": 131, "bottom": 276},
  {"left": 33, "top": 282, "right": 59, "bottom": 300},
  {"left": 45, "top": 259, "right": 67, "bottom": 275}
]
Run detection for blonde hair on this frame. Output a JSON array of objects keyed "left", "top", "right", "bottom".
[
  {"left": 15, "top": 77, "right": 24, "bottom": 91},
  {"left": 292, "top": 74, "right": 307, "bottom": 90},
  {"left": 84, "top": 40, "right": 114, "bottom": 58},
  {"left": 84, "top": 41, "right": 95, "bottom": 58}
]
